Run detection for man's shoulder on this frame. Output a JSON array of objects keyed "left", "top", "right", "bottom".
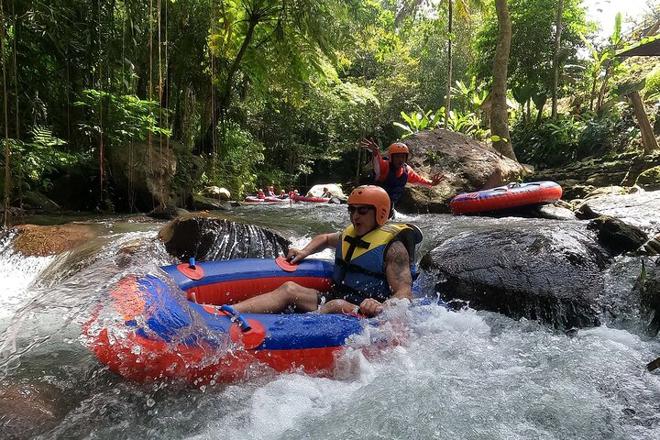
[{"left": 385, "top": 240, "right": 409, "bottom": 260}]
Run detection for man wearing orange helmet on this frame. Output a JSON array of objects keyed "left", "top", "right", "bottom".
[
  {"left": 231, "top": 185, "right": 421, "bottom": 317},
  {"left": 361, "top": 139, "right": 443, "bottom": 214}
]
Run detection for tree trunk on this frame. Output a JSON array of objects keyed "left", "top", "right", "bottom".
[
  {"left": 536, "top": 99, "right": 545, "bottom": 124},
  {"left": 628, "top": 91, "right": 659, "bottom": 153},
  {"left": 1, "top": 1, "right": 10, "bottom": 226},
  {"left": 445, "top": 0, "right": 453, "bottom": 125},
  {"left": 589, "top": 73, "right": 597, "bottom": 111},
  {"left": 551, "top": 0, "right": 564, "bottom": 119},
  {"left": 526, "top": 99, "right": 531, "bottom": 122},
  {"left": 490, "top": 0, "right": 516, "bottom": 161},
  {"left": 596, "top": 65, "right": 611, "bottom": 113}
]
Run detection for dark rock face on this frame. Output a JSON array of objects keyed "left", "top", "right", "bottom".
[
  {"left": 158, "top": 214, "right": 290, "bottom": 261},
  {"left": 420, "top": 224, "right": 611, "bottom": 329},
  {"left": 588, "top": 216, "right": 649, "bottom": 255},
  {"left": 17, "top": 191, "right": 61, "bottom": 213},
  {"left": 392, "top": 129, "right": 526, "bottom": 213},
  {"left": 107, "top": 139, "right": 178, "bottom": 212},
  {"left": 639, "top": 257, "right": 660, "bottom": 334}
]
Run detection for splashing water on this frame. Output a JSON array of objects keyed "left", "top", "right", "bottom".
[
  {"left": 0, "top": 209, "right": 658, "bottom": 440},
  {"left": 0, "top": 231, "right": 56, "bottom": 331}
]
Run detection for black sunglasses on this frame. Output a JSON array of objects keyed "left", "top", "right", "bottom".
[{"left": 347, "top": 205, "right": 374, "bottom": 215}]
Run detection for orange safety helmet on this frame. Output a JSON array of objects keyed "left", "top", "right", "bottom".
[
  {"left": 347, "top": 185, "right": 391, "bottom": 226},
  {"left": 388, "top": 142, "right": 409, "bottom": 156}
]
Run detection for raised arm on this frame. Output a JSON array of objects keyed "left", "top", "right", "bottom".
[
  {"left": 287, "top": 232, "right": 340, "bottom": 264},
  {"left": 406, "top": 166, "right": 444, "bottom": 187},
  {"left": 360, "top": 139, "right": 388, "bottom": 182}
]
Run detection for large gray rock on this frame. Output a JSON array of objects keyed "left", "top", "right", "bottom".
[
  {"left": 587, "top": 216, "right": 649, "bottom": 255},
  {"left": 107, "top": 138, "right": 193, "bottom": 212},
  {"left": 393, "top": 129, "right": 526, "bottom": 213},
  {"left": 191, "top": 194, "right": 231, "bottom": 211},
  {"left": 420, "top": 222, "right": 611, "bottom": 329},
  {"left": 158, "top": 214, "right": 290, "bottom": 261},
  {"left": 575, "top": 188, "right": 660, "bottom": 234}
]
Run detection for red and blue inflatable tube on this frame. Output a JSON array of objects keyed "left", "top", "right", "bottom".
[
  {"left": 84, "top": 258, "right": 367, "bottom": 384},
  {"left": 450, "top": 181, "right": 562, "bottom": 215}
]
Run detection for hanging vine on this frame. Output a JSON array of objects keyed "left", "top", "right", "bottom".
[
  {"left": 1, "top": 1, "right": 10, "bottom": 227},
  {"left": 148, "top": 0, "right": 154, "bottom": 209},
  {"left": 97, "top": 0, "right": 105, "bottom": 208}
]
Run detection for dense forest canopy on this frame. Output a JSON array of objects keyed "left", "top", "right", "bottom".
[{"left": 0, "top": 0, "right": 658, "bottom": 215}]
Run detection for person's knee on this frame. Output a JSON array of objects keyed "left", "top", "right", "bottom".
[{"left": 279, "top": 281, "right": 302, "bottom": 300}]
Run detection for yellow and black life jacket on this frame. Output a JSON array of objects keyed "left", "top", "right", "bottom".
[{"left": 332, "top": 223, "right": 422, "bottom": 304}]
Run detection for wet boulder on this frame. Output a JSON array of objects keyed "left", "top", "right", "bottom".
[
  {"left": 0, "top": 382, "right": 64, "bottom": 439},
  {"left": 306, "top": 184, "right": 346, "bottom": 199},
  {"left": 147, "top": 205, "right": 190, "bottom": 220},
  {"left": 393, "top": 129, "right": 526, "bottom": 213},
  {"left": 158, "top": 214, "right": 290, "bottom": 261},
  {"left": 191, "top": 193, "right": 231, "bottom": 211},
  {"left": 575, "top": 187, "right": 660, "bottom": 234},
  {"left": 420, "top": 222, "right": 611, "bottom": 329},
  {"left": 587, "top": 216, "right": 649, "bottom": 255},
  {"left": 639, "top": 257, "right": 660, "bottom": 334}
]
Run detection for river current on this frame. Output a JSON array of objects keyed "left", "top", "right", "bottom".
[{"left": 1, "top": 204, "right": 658, "bottom": 439}]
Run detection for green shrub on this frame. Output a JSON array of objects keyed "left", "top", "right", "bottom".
[
  {"left": 204, "top": 122, "right": 265, "bottom": 199},
  {"left": 0, "top": 127, "right": 84, "bottom": 194},
  {"left": 512, "top": 117, "right": 583, "bottom": 168},
  {"left": 576, "top": 116, "right": 618, "bottom": 159},
  {"left": 645, "top": 66, "right": 660, "bottom": 100}
]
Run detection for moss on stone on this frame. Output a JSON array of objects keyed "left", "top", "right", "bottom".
[{"left": 636, "top": 166, "right": 660, "bottom": 191}]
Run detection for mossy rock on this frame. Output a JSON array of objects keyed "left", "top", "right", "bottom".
[
  {"left": 635, "top": 166, "right": 660, "bottom": 191},
  {"left": 19, "top": 191, "right": 61, "bottom": 212},
  {"left": 13, "top": 224, "right": 96, "bottom": 256}
]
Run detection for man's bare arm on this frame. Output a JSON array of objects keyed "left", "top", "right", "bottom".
[
  {"left": 384, "top": 241, "right": 413, "bottom": 300},
  {"left": 288, "top": 232, "right": 340, "bottom": 263}
]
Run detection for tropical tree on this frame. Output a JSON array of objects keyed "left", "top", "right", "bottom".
[
  {"left": 444, "top": 0, "right": 484, "bottom": 125},
  {"left": 490, "top": 0, "right": 515, "bottom": 160},
  {"left": 474, "top": 0, "right": 587, "bottom": 123},
  {"left": 551, "top": 0, "right": 564, "bottom": 119}
]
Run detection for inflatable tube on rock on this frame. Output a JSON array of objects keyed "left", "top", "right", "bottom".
[{"left": 450, "top": 181, "right": 562, "bottom": 215}]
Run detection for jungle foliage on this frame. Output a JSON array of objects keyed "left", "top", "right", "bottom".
[{"left": 0, "top": 0, "right": 658, "bottom": 213}]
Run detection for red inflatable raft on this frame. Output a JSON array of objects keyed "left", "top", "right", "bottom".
[
  {"left": 291, "top": 195, "right": 331, "bottom": 203},
  {"left": 243, "top": 196, "right": 287, "bottom": 204},
  {"left": 450, "top": 181, "right": 562, "bottom": 215}
]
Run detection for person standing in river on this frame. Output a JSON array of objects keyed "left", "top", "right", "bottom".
[
  {"left": 231, "top": 185, "right": 422, "bottom": 317},
  {"left": 360, "top": 139, "right": 444, "bottom": 216}
]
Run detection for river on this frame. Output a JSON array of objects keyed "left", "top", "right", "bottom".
[{"left": 1, "top": 204, "right": 659, "bottom": 439}]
